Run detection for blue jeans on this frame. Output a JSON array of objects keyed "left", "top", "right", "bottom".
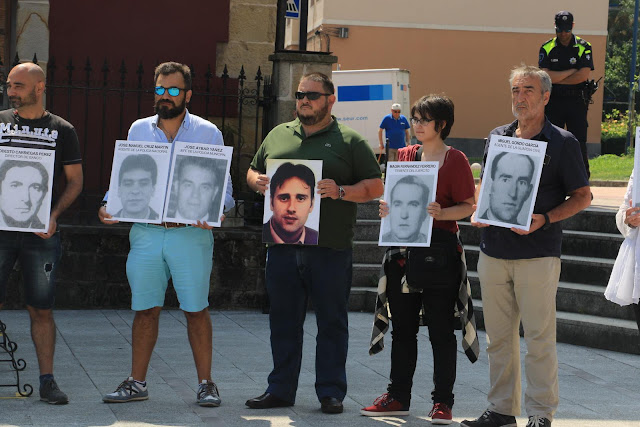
[
  {"left": 265, "top": 245, "right": 353, "bottom": 403},
  {"left": 0, "top": 231, "right": 62, "bottom": 309}
]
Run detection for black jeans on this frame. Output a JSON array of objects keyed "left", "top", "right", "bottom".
[{"left": 385, "top": 254, "right": 459, "bottom": 408}]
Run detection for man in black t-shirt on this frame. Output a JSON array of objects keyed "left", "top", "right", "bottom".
[
  {"left": 462, "top": 65, "right": 590, "bottom": 427},
  {"left": 0, "top": 63, "right": 83, "bottom": 404},
  {"left": 539, "top": 11, "right": 594, "bottom": 177}
]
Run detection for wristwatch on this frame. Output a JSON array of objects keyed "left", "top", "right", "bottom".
[
  {"left": 542, "top": 212, "right": 552, "bottom": 231},
  {"left": 338, "top": 186, "right": 345, "bottom": 200},
  {"left": 100, "top": 200, "right": 108, "bottom": 207}
]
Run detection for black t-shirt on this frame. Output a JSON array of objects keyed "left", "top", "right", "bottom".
[
  {"left": 0, "top": 109, "right": 82, "bottom": 204},
  {"left": 479, "top": 119, "right": 589, "bottom": 259},
  {"left": 538, "top": 35, "right": 594, "bottom": 87}
]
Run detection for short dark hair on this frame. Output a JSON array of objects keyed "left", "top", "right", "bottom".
[
  {"left": 119, "top": 154, "right": 158, "bottom": 185},
  {"left": 0, "top": 160, "right": 48, "bottom": 193},
  {"left": 391, "top": 175, "right": 429, "bottom": 207},
  {"left": 270, "top": 162, "right": 316, "bottom": 202},
  {"left": 490, "top": 151, "right": 535, "bottom": 182},
  {"left": 410, "top": 95, "right": 455, "bottom": 140},
  {"left": 175, "top": 155, "right": 220, "bottom": 184},
  {"left": 154, "top": 62, "right": 192, "bottom": 91},
  {"left": 300, "top": 72, "right": 334, "bottom": 95}
]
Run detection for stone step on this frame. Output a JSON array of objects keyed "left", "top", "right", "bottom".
[
  {"left": 355, "top": 221, "right": 623, "bottom": 261},
  {"left": 467, "top": 272, "right": 636, "bottom": 322},
  {"left": 354, "top": 244, "right": 615, "bottom": 287},
  {"left": 457, "top": 223, "right": 623, "bottom": 260},
  {"left": 347, "top": 288, "right": 640, "bottom": 355}
]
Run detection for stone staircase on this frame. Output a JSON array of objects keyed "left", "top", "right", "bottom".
[{"left": 349, "top": 201, "right": 640, "bottom": 355}]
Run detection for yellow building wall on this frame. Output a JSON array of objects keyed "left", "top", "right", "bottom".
[{"left": 326, "top": 26, "right": 606, "bottom": 143}]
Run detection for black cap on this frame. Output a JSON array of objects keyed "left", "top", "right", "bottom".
[{"left": 555, "top": 11, "right": 574, "bottom": 31}]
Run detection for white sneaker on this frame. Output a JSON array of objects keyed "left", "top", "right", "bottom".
[{"left": 103, "top": 377, "right": 148, "bottom": 403}]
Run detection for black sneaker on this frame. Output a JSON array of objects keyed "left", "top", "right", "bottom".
[
  {"left": 39, "top": 378, "right": 69, "bottom": 405},
  {"left": 526, "top": 416, "right": 551, "bottom": 427},
  {"left": 461, "top": 410, "right": 517, "bottom": 427}
]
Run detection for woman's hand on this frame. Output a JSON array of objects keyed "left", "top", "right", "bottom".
[
  {"left": 379, "top": 200, "right": 389, "bottom": 218},
  {"left": 427, "top": 202, "right": 442, "bottom": 219},
  {"left": 625, "top": 200, "right": 640, "bottom": 228}
]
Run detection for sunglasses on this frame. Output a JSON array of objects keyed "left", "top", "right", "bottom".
[
  {"left": 555, "top": 27, "right": 572, "bottom": 33},
  {"left": 410, "top": 117, "right": 434, "bottom": 126},
  {"left": 295, "top": 91, "right": 331, "bottom": 101},
  {"left": 154, "top": 86, "right": 186, "bottom": 96}
]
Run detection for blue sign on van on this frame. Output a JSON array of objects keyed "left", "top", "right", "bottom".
[
  {"left": 286, "top": 0, "right": 300, "bottom": 18},
  {"left": 337, "top": 84, "right": 393, "bottom": 102}
]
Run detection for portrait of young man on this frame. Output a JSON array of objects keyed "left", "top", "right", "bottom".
[
  {"left": 0, "top": 159, "right": 50, "bottom": 230},
  {"left": 381, "top": 175, "right": 431, "bottom": 244},
  {"left": 263, "top": 161, "right": 319, "bottom": 245},
  {"left": 479, "top": 151, "right": 535, "bottom": 227},
  {"left": 114, "top": 154, "right": 160, "bottom": 221}
]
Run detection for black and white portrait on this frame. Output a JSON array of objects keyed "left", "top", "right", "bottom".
[
  {"left": 164, "top": 155, "right": 227, "bottom": 224},
  {"left": 379, "top": 162, "right": 437, "bottom": 247},
  {"left": 0, "top": 159, "right": 51, "bottom": 232},
  {"left": 106, "top": 141, "right": 171, "bottom": 224},
  {"left": 476, "top": 136, "right": 547, "bottom": 230}
]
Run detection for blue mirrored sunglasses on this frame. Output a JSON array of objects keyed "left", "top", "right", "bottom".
[{"left": 154, "top": 86, "right": 185, "bottom": 96}]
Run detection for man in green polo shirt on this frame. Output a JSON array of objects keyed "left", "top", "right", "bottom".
[{"left": 245, "top": 72, "right": 383, "bottom": 414}]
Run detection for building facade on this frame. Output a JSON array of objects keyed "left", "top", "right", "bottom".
[{"left": 286, "top": 0, "right": 608, "bottom": 153}]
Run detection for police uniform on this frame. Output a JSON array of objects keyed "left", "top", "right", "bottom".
[{"left": 539, "top": 34, "right": 593, "bottom": 177}]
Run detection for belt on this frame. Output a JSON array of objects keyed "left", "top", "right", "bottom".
[{"left": 158, "top": 222, "right": 188, "bottom": 229}]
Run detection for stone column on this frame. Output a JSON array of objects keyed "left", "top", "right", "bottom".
[
  {"left": 14, "top": 0, "right": 49, "bottom": 108},
  {"left": 268, "top": 52, "right": 337, "bottom": 127},
  {"left": 15, "top": 1, "right": 49, "bottom": 67}
]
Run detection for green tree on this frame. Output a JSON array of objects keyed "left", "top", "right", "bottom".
[{"left": 605, "top": 0, "right": 640, "bottom": 106}]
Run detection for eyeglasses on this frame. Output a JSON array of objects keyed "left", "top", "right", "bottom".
[
  {"left": 392, "top": 110, "right": 401, "bottom": 113},
  {"left": 154, "top": 86, "right": 186, "bottom": 96},
  {"left": 295, "top": 91, "right": 331, "bottom": 101},
  {"left": 410, "top": 117, "right": 434, "bottom": 126},
  {"left": 555, "top": 27, "right": 572, "bottom": 33}
]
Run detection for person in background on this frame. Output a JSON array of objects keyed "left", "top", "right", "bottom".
[{"left": 379, "top": 103, "right": 411, "bottom": 162}]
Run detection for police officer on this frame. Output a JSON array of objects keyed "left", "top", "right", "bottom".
[{"left": 539, "top": 11, "right": 593, "bottom": 177}]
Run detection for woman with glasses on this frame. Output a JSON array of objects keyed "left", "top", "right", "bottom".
[{"left": 362, "top": 95, "right": 478, "bottom": 424}]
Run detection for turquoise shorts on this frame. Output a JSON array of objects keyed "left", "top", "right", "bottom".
[{"left": 126, "top": 223, "right": 213, "bottom": 312}]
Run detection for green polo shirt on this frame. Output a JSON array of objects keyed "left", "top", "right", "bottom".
[{"left": 251, "top": 117, "right": 381, "bottom": 249}]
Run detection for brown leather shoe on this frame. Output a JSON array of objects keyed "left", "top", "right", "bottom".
[
  {"left": 320, "top": 396, "right": 343, "bottom": 414},
  {"left": 245, "top": 392, "right": 293, "bottom": 409}
]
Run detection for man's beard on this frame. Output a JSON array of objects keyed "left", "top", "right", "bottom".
[
  {"left": 297, "top": 101, "right": 329, "bottom": 126},
  {"left": 154, "top": 97, "right": 186, "bottom": 119},
  {"left": 9, "top": 88, "right": 38, "bottom": 109}
]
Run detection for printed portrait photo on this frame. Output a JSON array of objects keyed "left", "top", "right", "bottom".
[
  {"left": 164, "top": 155, "right": 228, "bottom": 224},
  {"left": 477, "top": 151, "right": 539, "bottom": 228},
  {"left": 0, "top": 159, "right": 53, "bottom": 232},
  {"left": 107, "top": 144, "right": 172, "bottom": 224},
  {"left": 263, "top": 159, "right": 322, "bottom": 245},
  {"left": 380, "top": 173, "right": 435, "bottom": 247}
]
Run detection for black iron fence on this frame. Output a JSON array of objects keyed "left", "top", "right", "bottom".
[{"left": 0, "top": 53, "right": 274, "bottom": 221}]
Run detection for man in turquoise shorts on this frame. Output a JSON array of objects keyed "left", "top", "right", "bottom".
[{"left": 98, "top": 62, "right": 234, "bottom": 407}]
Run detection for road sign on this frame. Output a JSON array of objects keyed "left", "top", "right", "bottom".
[{"left": 286, "top": 0, "right": 300, "bottom": 19}]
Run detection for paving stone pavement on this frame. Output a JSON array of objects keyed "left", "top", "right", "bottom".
[{"left": 0, "top": 310, "right": 639, "bottom": 426}]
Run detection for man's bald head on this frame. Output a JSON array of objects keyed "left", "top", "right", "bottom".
[
  {"left": 9, "top": 63, "right": 45, "bottom": 83},
  {"left": 6, "top": 63, "right": 46, "bottom": 112}
]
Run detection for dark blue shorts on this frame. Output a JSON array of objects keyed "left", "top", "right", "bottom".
[{"left": 0, "top": 231, "right": 62, "bottom": 309}]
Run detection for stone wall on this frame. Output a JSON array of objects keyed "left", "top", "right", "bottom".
[
  {"left": 217, "top": 0, "right": 277, "bottom": 79},
  {"left": 2, "top": 224, "right": 267, "bottom": 310}
]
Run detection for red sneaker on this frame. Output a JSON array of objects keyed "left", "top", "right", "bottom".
[
  {"left": 360, "top": 393, "right": 410, "bottom": 417},
  {"left": 429, "top": 402, "right": 453, "bottom": 425}
]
